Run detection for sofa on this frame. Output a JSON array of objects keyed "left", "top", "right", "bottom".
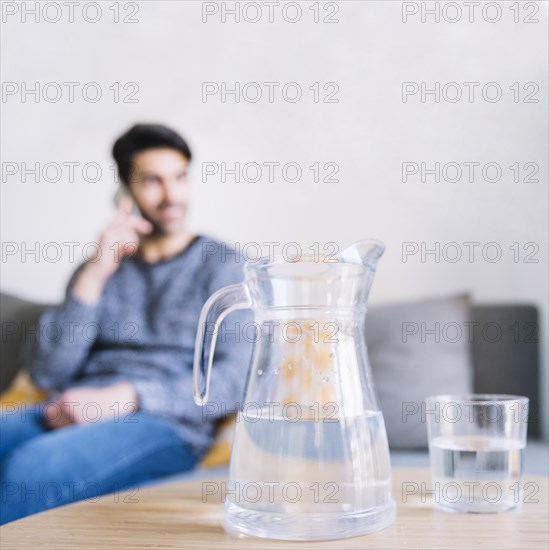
[{"left": 1, "top": 291, "right": 547, "bottom": 477}]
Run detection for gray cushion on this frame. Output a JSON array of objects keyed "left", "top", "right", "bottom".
[
  {"left": 366, "top": 294, "right": 474, "bottom": 449},
  {"left": 0, "top": 293, "right": 49, "bottom": 392},
  {"left": 471, "top": 305, "right": 540, "bottom": 438}
]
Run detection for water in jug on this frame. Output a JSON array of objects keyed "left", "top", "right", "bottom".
[{"left": 193, "top": 239, "right": 395, "bottom": 540}]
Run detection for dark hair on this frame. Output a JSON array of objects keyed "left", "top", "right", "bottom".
[{"left": 112, "top": 124, "right": 192, "bottom": 185}]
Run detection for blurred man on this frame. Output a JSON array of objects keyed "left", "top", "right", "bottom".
[{"left": 0, "top": 124, "right": 252, "bottom": 524}]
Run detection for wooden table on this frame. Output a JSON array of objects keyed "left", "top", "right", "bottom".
[{"left": 2, "top": 468, "right": 548, "bottom": 549}]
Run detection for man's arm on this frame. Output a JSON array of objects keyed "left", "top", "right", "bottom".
[
  {"left": 28, "top": 263, "right": 105, "bottom": 389},
  {"left": 29, "top": 196, "right": 152, "bottom": 390}
]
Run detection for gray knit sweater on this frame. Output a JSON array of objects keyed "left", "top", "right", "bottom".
[{"left": 30, "top": 235, "right": 253, "bottom": 457}]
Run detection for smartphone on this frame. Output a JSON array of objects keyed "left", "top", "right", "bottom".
[{"left": 113, "top": 186, "right": 142, "bottom": 217}]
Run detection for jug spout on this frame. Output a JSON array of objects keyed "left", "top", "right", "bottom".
[
  {"left": 339, "top": 239, "right": 385, "bottom": 301},
  {"left": 340, "top": 239, "right": 385, "bottom": 271}
]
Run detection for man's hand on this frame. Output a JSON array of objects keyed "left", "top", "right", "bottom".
[
  {"left": 43, "top": 382, "right": 139, "bottom": 429},
  {"left": 72, "top": 196, "right": 153, "bottom": 304}
]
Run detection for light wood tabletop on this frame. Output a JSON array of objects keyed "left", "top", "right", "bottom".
[{"left": 2, "top": 468, "right": 548, "bottom": 549}]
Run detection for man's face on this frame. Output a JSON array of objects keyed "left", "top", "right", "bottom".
[{"left": 128, "top": 148, "right": 190, "bottom": 235}]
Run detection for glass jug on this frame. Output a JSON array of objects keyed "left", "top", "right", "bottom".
[{"left": 193, "top": 239, "right": 395, "bottom": 541}]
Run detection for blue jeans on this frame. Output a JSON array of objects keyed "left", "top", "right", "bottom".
[{"left": 0, "top": 405, "right": 200, "bottom": 524}]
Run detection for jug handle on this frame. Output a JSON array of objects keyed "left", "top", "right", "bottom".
[{"left": 193, "top": 283, "right": 252, "bottom": 405}]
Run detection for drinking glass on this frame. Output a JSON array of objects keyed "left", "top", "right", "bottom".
[{"left": 425, "top": 394, "right": 529, "bottom": 513}]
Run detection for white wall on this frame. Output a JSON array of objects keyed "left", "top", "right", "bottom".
[{"left": 2, "top": 1, "right": 547, "bottom": 436}]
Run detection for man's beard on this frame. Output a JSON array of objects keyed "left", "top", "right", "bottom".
[{"left": 140, "top": 203, "right": 187, "bottom": 236}]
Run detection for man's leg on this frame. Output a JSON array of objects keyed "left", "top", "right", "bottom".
[
  {"left": 0, "top": 403, "right": 48, "bottom": 460},
  {"left": 0, "top": 412, "right": 200, "bottom": 524}
]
